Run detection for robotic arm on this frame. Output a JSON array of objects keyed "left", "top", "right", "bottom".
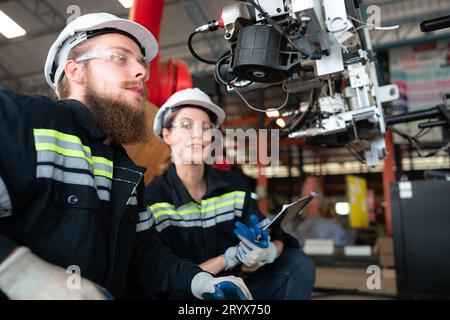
[{"left": 188, "top": 0, "right": 400, "bottom": 166}]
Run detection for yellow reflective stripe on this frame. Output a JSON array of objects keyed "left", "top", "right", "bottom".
[
  {"left": 34, "top": 129, "right": 113, "bottom": 168},
  {"left": 202, "top": 199, "right": 245, "bottom": 213},
  {"left": 34, "top": 127, "right": 114, "bottom": 180},
  {"left": 201, "top": 191, "right": 245, "bottom": 205},
  {"left": 153, "top": 208, "right": 201, "bottom": 218},
  {"left": 150, "top": 202, "right": 201, "bottom": 218},
  {"left": 35, "top": 142, "right": 94, "bottom": 165},
  {"left": 36, "top": 143, "right": 113, "bottom": 179},
  {"left": 150, "top": 191, "right": 246, "bottom": 212},
  {"left": 94, "top": 169, "right": 113, "bottom": 179},
  {"left": 150, "top": 202, "right": 177, "bottom": 211},
  {"left": 34, "top": 129, "right": 91, "bottom": 155},
  {"left": 92, "top": 156, "right": 113, "bottom": 168},
  {"left": 150, "top": 198, "right": 245, "bottom": 219}
]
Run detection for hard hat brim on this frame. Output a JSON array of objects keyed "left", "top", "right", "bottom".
[
  {"left": 153, "top": 98, "right": 226, "bottom": 141},
  {"left": 45, "top": 14, "right": 158, "bottom": 90}
]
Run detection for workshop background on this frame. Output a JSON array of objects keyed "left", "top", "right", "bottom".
[{"left": 1, "top": 0, "right": 449, "bottom": 299}]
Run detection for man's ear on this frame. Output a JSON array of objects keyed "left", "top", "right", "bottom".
[
  {"left": 64, "top": 59, "right": 85, "bottom": 85},
  {"left": 162, "top": 128, "right": 172, "bottom": 146}
]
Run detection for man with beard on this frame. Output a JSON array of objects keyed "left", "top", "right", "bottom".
[{"left": 0, "top": 13, "right": 252, "bottom": 300}]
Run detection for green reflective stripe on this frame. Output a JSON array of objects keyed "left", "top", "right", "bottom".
[
  {"left": 155, "top": 212, "right": 236, "bottom": 232},
  {"left": 36, "top": 142, "right": 94, "bottom": 164},
  {"left": 38, "top": 150, "right": 114, "bottom": 185},
  {"left": 202, "top": 199, "right": 244, "bottom": 213},
  {"left": 34, "top": 129, "right": 113, "bottom": 175},
  {"left": 149, "top": 202, "right": 200, "bottom": 217},
  {"left": 201, "top": 191, "right": 245, "bottom": 205},
  {"left": 154, "top": 207, "right": 242, "bottom": 224},
  {"left": 148, "top": 191, "right": 245, "bottom": 220},
  {"left": 34, "top": 129, "right": 91, "bottom": 154},
  {"left": 94, "top": 169, "right": 113, "bottom": 179},
  {"left": 152, "top": 206, "right": 201, "bottom": 218},
  {"left": 150, "top": 199, "right": 244, "bottom": 219},
  {"left": 37, "top": 150, "right": 91, "bottom": 171},
  {"left": 92, "top": 156, "right": 113, "bottom": 168},
  {"left": 93, "top": 160, "right": 113, "bottom": 174},
  {"left": 150, "top": 191, "right": 245, "bottom": 212},
  {"left": 149, "top": 191, "right": 246, "bottom": 219},
  {"left": 154, "top": 205, "right": 243, "bottom": 222},
  {"left": 35, "top": 135, "right": 92, "bottom": 158},
  {"left": 150, "top": 202, "right": 177, "bottom": 211},
  {"left": 36, "top": 143, "right": 113, "bottom": 175}
]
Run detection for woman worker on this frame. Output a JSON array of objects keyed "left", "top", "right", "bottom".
[{"left": 145, "top": 88, "right": 315, "bottom": 299}]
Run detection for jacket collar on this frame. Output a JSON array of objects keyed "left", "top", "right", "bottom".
[{"left": 167, "top": 164, "right": 228, "bottom": 207}]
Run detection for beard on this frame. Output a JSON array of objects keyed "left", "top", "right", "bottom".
[{"left": 83, "top": 78, "right": 150, "bottom": 145}]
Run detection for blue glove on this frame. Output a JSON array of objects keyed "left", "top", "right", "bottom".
[
  {"left": 191, "top": 272, "right": 253, "bottom": 300},
  {"left": 233, "top": 215, "right": 277, "bottom": 267},
  {"left": 97, "top": 286, "right": 114, "bottom": 300},
  {"left": 234, "top": 214, "right": 270, "bottom": 248},
  {"left": 202, "top": 281, "right": 248, "bottom": 300}
]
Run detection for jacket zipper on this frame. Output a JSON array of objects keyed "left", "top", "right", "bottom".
[{"left": 106, "top": 172, "right": 143, "bottom": 290}]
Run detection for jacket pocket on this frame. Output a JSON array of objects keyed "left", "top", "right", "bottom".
[
  {"left": 35, "top": 183, "right": 102, "bottom": 259},
  {"left": 53, "top": 183, "right": 101, "bottom": 210}
]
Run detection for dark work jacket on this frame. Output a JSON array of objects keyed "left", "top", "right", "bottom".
[
  {"left": 0, "top": 88, "right": 201, "bottom": 299},
  {"left": 145, "top": 164, "right": 299, "bottom": 277}
]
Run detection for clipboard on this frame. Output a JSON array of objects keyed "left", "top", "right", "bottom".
[{"left": 260, "top": 191, "right": 319, "bottom": 230}]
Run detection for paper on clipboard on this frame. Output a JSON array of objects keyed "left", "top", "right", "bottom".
[{"left": 260, "top": 191, "right": 319, "bottom": 230}]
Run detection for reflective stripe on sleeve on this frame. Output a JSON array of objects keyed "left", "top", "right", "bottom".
[
  {"left": 136, "top": 210, "right": 154, "bottom": 232},
  {"left": 0, "top": 177, "right": 12, "bottom": 218},
  {"left": 148, "top": 191, "right": 246, "bottom": 232},
  {"left": 33, "top": 129, "right": 114, "bottom": 201}
]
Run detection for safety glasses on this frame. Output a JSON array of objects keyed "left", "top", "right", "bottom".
[{"left": 75, "top": 48, "right": 150, "bottom": 81}]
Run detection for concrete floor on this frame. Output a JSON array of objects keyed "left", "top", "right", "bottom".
[{"left": 311, "top": 267, "right": 397, "bottom": 300}]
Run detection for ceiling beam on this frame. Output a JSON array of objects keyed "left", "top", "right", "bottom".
[{"left": 15, "top": 0, "right": 65, "bottom": 33}]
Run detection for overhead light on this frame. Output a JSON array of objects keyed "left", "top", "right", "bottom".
[
  {"left": 335, "top": 202, "right": 350, "bottom": 215},
  {"left": 266, "top": 108, "right": 280, "bottom": 118},
  {"left": 276, "top": 118, "right": 286, "bottom": 128},
  {"left": 118, "top": 0, "right": 134, "bottom": 8},
  {"left": 0, "top": 10, "right": 26, "bottom": 39}
]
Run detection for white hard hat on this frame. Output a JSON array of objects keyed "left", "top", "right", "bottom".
[
  {"left": 153, "top": 88, "right": 226, "bottom": 140},
  {"left": 44, "top": 12, "right": 158, "bottom": 90}
]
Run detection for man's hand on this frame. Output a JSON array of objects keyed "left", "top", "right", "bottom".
[
  {"left": 234, "top": 215, "right": 278, "bottom": 267},
  {"left": 0, "top": 247, "right": 108, "bottom": 300},
  {"left": 191, "top": 272, "right": 253, "bottom": 300}
]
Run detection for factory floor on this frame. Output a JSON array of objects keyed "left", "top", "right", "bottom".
[{"left": 311, "top": 266, "right": 397, "bottom": 300}]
